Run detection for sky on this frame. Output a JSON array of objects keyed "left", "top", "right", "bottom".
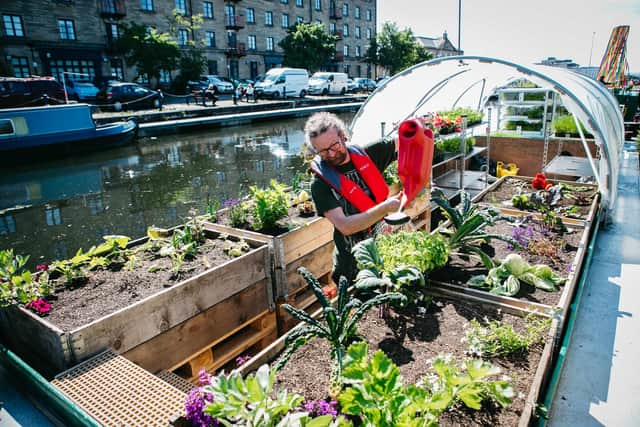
[{"left": 378, "top": 0, "right": 640, "bottom": 73}]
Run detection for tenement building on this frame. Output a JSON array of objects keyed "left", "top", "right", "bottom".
[{"left": 0, "top": 0, "right": 377, "bottom": 85}]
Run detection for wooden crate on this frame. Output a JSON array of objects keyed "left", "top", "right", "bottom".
[{"left": 0, "top": 230, "right": 271, "bottom": 377}]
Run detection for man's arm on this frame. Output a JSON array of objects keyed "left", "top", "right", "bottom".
[{"left": 323, "top": 195, "right": 401, "bottom": 236}]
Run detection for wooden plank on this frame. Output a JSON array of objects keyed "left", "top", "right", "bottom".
[
  {"left": 69, "top": 245, "right": 270, "bottom": 363},
  {"left": 282, "top": 241, "right": 334, "bottom": 298},
  {"left": 0, "top": 306, "right": 70, "bottom": 377},
  {"left": 124, "top": 278, "right": 271, "bottom": 373},
  {"left": 279, "top": 218, "right": 334, "bottom": 265}
]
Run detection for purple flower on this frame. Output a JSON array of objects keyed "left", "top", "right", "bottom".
[
  {"left": 198, "top": 369, "right": 211, "bottom": 386},
  {"left": 235, "top": 354, "right": 252, "bottom": 367},
  {"left": 511, "top": 225, "right": 534, "bottom": 249},
  {"left": 184, "top": 387, "right": 218, "bottom": 427},
  {"left": 223, "top": 198, "right": 241, "bottom": 208},
  {"left": 302, "top": 399, "right": 338, "bottom": 418}
]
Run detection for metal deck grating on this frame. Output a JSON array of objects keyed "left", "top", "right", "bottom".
[{"left": 52, "top": 350, "right": 186, "bottom": 426}]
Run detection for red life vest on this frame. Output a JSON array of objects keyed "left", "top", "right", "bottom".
[{"left": 311, "top": 145, "right": 389, "bottom": 213}]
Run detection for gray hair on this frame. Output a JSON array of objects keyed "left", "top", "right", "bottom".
[{"left": 303, "top": 112, "right": 349, "bottom": 152}]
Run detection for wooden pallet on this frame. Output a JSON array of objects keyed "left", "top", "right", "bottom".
[{"left": 172, "top": 310, "right": 277, "bottom": 383}]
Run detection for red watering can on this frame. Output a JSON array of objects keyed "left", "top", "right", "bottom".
[{"left": 385, "top": 119, "right": 435, "bottom": 225}]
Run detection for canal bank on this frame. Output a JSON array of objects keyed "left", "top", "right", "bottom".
[{"left": 92, "top": 95, "right": 366, "bottom": 137}]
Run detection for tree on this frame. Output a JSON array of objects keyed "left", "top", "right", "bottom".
[
  {"left": 373, "top": 22, "right": 433, "bottom": 76},
  {"left": 279, "top": 22, "right": 338, "bottom": 72},
  {"left": 167, "top": 11, "right": 207, "bottom": 89},
  {"left": 116, "top": 22, "right": 180, "bottom": 86}
]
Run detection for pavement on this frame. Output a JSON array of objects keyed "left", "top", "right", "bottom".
[{"left": 549, "top": 145, "right": 640, "bottom": 426}]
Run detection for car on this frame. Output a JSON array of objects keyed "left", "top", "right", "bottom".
[
  {"left": 65, "top": 80, "right": 99, "bottom": 102},
  {"left": 346, "top": 78, "right": 358, "bottom": 92},
  {"left": 197, "top": 75, "right": 234, "bottom": 94},
  {"left": 376, "top": 76, "right": 391, "bottom": 88},
  {"left": 0, "top": 77, "right": 66, "bottom": 109},
  {"left": 96, "top": 82, "right": 161, "bottom": 111},
  {"left": 353, "top": 77, "right": 376, "bottom": 92}
]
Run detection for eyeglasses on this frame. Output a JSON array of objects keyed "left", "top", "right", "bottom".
[{"left": 315, "top": 138, "right": 344, "bottom": 156}]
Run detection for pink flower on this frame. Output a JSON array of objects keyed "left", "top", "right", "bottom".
[
  {"left": 25, "top": 298, "right": 51, "bottom": 315},
  {"left": 36, "top": 264, "right": 49, "bottom": 271}
]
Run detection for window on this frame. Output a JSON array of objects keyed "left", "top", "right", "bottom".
[
  {"left": 265, "top": 11, "right": 273, "bottom": 26},
  {"left": 3, "top": 15, "right": 24, "bottom": 37},
  {"left": 366, "top": 28, "right": 371, "bottom": 39},
  {"left": 266, "top": 37, "right": 274, "bottom": 51},
  {"left": 282, "top": 13, "right": 289, "bottom": 28},
  {"left": 314, "top": 0, "right": 321, "bottom": 11},
  {"left": 178, "top": 29, "right": 188, "bottom": 45},
  {"left": 296, "top": 0, "right": 303, "bottom": 7},
  {"left": 45, "top": 207, "right": 62, "bottom": 226},
  {"left": 343, "top": 45, "right": 348, "bottom": 57},
  {"left": 315, "top": 19, "right": 322, "bottom": 25},
  {"left": 355, "top": 45, "right": 361, "bottom": 57},
  {"left": 106, "top": 23, "right": 120, "bottom": 42},
  {"left": 246, "top": 8, "right": 255, "bottom": 23},
  {"left": 355, "top": 6, "right": 360, "bottom": 19},
  {"left": 159, "top": 69, "right": 171, "bottom": 84},
  {"left": 111, "top": 60, "right": 124, "bottom": 80},
  {"left": 50, "top": 59, "right": 96, "bottom": 82},
  {"left": 208, "top": 60, "right": 218, "bottom": 74},
  {"left": 355, "top": 26, "right": 360, "bottom": 39},
  {"left": 58, "top": 19, "right": 76, "bottom": 40},
  {"left": 342, "top": 24, "right": 348, "bottom": 37},
  {"left": 248, "top": 35, "right": 256, "bottom": 50},
  {"left": 280, "top": 0, "right": 288, "bottom": 3},
  {"left": 205, "top": 31, "right": 215, "bottom": 47},
  {"left": 366, "top": 9, "right": 371, "bottom": 21},
  {"left": 175, "top": 0, "right": 187, "bottom": 15},
  {"left": 11, "top": 57, "right": 29, "bottom": 77},
  {"left": 296, "top": 16, "right": 304, "bottom": 24},
  {"left": 203, "top": 1, "right": 213, "bottom": 18},
  {"left": 141, "top": 0, "right": 154, "bottom": 11},
  {"left": 0, "top": 215, "right": 16, "bottom": 235},
  {"left": 329, "top": 22, "right": 335, "bottom": 33},
  {"left": 343, "top": 64, "right": 349, "bottom": 75},
  {"left": 342, "top": 3, "right": 348, "bottom": 16}
]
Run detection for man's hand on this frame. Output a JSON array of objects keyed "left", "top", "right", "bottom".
[{"left": 324, "top": 193, "right": 402, "bottom": 236}]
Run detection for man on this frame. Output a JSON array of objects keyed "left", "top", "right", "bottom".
[{"left": 304, "top": 112, "right": 400, "bottom": 285}]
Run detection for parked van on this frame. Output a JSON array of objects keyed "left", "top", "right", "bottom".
[
  {"left": 254, "top": 68, "right": 309, "bottom": 98},
  {"left": 308, "top": 72, "right": 348, "bottom": 96}
]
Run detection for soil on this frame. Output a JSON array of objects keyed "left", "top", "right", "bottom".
[
  {"left": 430, "top": 218, "right": 584, "bottom": 307},
  {"left": 274, "top": 296, "right": 547, "bottom": 426},
  {"left": 476, "top": 176, "right": 597, "bottom": 219},
  {"left": 45, "top": 232, "right": 249, "bottom": 331}
]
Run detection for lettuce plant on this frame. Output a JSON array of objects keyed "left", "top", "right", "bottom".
[
  {"left": 277, "top": 267, "right": 405, "bottom": 398},
  {"left": 249, "top": 179, "right": 289, "bottom": 231}
]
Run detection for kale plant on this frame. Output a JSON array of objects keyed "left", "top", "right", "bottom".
[{"left": 277, "top": 267, "right": 405, "bottom": 398}]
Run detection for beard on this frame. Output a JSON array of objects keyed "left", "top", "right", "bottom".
[{"left": 325, "top": 149, "right": 348, "bottom": 166}]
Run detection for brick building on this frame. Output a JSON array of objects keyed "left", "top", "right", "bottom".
[{"left": 0, "top": 0, "right": 377, "bottom": 86}]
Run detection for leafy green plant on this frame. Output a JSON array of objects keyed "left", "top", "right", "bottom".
[
  {"left": 50, "top": 249, "right": 91, "bottom": 286},
  {"left": 438, "top": 136, "right": 475, "bottom": 153},
  {"left": 376, "top": 231, "right": 449, "bottom": 274},
  {"left": 228, "top": 200, "right": 249, "bottom": 228},
  {"left": 468, "top": 253, "right": 566, "bottom": 296},
  {"left": 552, "top": 114, "right": 592, "bottom": 137},
  {"left": 223, "top": 239, "right": 250, "bottom": 257},
  {"left": 338, "top": 341, "right": 514, "bottom": 426},
  {"left": 383, "top": 160, "right": 401, "bottom": 186},
  {"left": 0, "top": 250, "right": 52, "bottom": 307},
  {"left": 464, "top": 315, "right": 551, "bottom": 358},
  {"left": 432, "top": 189, "right": 516, "bottom": 269},
  {"left": 437, "top": 107, "right": 483, "bottom": 125},
  {"left": 277, "top": 267, "right": 405, "bottom": 398},
  {"left": 249, "top": 179, "right": 289, "bottom": 231}
]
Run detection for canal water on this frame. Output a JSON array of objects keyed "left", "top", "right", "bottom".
[{"left": 0, "top": 112, "right": 355, "bottom": 268}]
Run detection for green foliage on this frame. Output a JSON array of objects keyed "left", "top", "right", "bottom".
[
  {"left": 552, "top": 115, "right": 592, "bottom": 137},
  {"left": 229, "top": 202, "right": 249, "bottom": 228},
  {"left": 432, "top": 190, "right": 516, "bottom": 269},
  {"left": 468, "top": 254, "right": 566, "bottom": 296},
  {"left": 383, "top": 160, "right": 400, "bottom": 186},
  {"left": 504, "top": 121, "right": 542, "bottom": 132},
  {"left": 203, "top": 364, "right": 304, "bottom": 426},
  {"left": 371, "top": 22, "right": 433, "bottom": 75},
  {"left": 277, "top": 267, "right": 405, "bottom": 398},
  {"left": 352, "top": 238, "right": 429, "bottom": 308},
  {"left": 338, "top": 342, "right": 514, "bottom": 426},
  {"left": 437, "top": 136, "right": 475, "bottom": 154},
  {"left": 376, "top": 232, "right": 449, "bottom": 274},
  {"left": 437, "top": 107, "right": 483, "bottom": 125},
  {"left": 464, "top": 315, "right": 551, "bottom": 358},
  {"left": 116, "top": 21, "right": 180, "bottom": 85},
  {"left": 279, "top": 23, "right": 338, "bottom": 72},
  {"left": 0, "top": 249, "right": 51, "bottom": 307},
  {"left": 249, "top": 180, "right": 289, "bottom": 231}
]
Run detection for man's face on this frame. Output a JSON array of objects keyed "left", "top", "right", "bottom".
[{"left": 311, "top": 127, "right": 349, "bottom": 166}]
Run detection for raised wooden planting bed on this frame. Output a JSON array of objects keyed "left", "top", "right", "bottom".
[
  {"left": 473, "top": 175, "right": 600, "bottom": 224},
  {"left": 239, "top": 292, "right": 556, "bottom": 427},
  {"left": 0, "top": 230, "right": 271, "bottom": 378}
]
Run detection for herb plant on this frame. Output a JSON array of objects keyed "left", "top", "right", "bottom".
[
  {"left": 249, "top": 179, "right": 289, "bottom": 231},
  {"left": 277, "top": 267, "right": 405, "bottom": 398},
  {"left": 0, "top": 249, "right": 52, "bottom": 307},
  {"left": 464, "top": 315, "right": 551, "bottom": 358}
]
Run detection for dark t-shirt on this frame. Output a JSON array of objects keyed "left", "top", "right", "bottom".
[{"left": 311, "top": 137, "right": 397, "bottom": 284}]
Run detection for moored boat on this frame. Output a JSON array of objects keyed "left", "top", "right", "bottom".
[{"left": 0, "top": 103, "right": 137, "bottom": 158}]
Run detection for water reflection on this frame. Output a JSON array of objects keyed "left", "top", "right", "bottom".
[{"left": 0, "top": 113, "right": 354, "bottom": 267}]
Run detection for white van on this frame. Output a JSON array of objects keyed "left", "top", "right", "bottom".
[
  {"left": 308, "top": 72, "right": 348, "bottom": 95},
  {"left": 254, "top": 68, "right": 309, "bottom": 98}
]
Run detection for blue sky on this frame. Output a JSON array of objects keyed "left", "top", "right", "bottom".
[{"left": 378, "top": 0, "right": 639, "bottom": 73}]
